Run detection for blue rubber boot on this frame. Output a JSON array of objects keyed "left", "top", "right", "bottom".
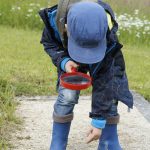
[
  {"left": 98, "top": 124, "right": 122, "bottom": 150},
  {"left": 50, "top": 122, "right": 71, "bottom": 150}
]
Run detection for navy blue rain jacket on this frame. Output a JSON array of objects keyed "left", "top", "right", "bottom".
[{"left": 39, "top": 2, "right": 133, "bottom": 119}]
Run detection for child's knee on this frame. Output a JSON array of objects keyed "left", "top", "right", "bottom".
[{"left": 57, "top": 86, "right": 80, "bottom": 105}]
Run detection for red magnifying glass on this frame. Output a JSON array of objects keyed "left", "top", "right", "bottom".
[{"left": 60, "top": 67, "right": 92, "bottom": 90}]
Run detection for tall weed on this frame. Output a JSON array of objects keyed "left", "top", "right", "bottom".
[{"left": 0, "top": 79, "right": 19, "bottom": 149}]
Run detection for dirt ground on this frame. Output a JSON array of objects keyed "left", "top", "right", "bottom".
[{"left": 10, "top": 95, "right": 150, "bottom": 150}]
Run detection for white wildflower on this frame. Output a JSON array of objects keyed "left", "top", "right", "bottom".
[
  {"left": 17, "top": 7, "right": 21, "bottom": 10},
  {"left": 136, "top": 32, "right": 140, "bottom": 38},
  {"left": 134, "top": 9, "right": 139, "bottom": 15},
  {"left": 11, "top": 7, "right": 15, "bottom": 11},
  {"left": 116, "top": 12, "right": 150, "bottom": 37},
  {"left": 143, "top": 32, "right": 146, "bottom": 34},
  {"left": 36, "top": 4, "right": 41, "bottom": 7},
  {"left": 29, "top": 3, "right": 35, "bottom": 6},
  {"left": 40, "top": 7, "right": 44, "bottom": 10},
  {"left": 28, "top": 9, "right": 33, "bottom": 13},
  {"left": 144, "top": 26, "right": 150, "bottom": 31},
  {"left": 11, "top": 6, "right": 21, "bottom": 11},
  {"left": 117, "top": 31, "right": 120, "bottom": 36},
  {"left": 26, "top": 14, "right": 31, "bottom": 17},
  {"left": 119, "top": 26, "right": 123, "bottom": 30},
  {"left": 35, "top": 14, "right": 38, "bottom": 18},
  {"left": 144, "top": 20, "right": 149, "bottom": 24}
]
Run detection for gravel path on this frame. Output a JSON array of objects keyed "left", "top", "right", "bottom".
[{"left": 10, "top": 94, "right": 150, "bottom": 150}]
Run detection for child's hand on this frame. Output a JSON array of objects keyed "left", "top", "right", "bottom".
[
  {"left": 65, "top": 60, "right": 78, "bottom": 73},
  {"left": 86, "top": 126, "right": 102, "bottom": 143}
]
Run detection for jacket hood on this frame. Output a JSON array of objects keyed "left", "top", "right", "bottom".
[{"left": 39, "top": 8, "right": 51, "bottom": 30}]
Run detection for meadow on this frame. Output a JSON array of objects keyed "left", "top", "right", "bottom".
[{"left": 0, "top": 0, "right": 150, "bottom": 149}]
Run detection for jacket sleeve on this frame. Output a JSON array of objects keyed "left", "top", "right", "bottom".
[
  {"left": 113, "top": 49, "right": 125, "bottom": 76},
  {"left": 40, "top": 27, "right": 69, "bottom": 68},
  {"left": 89, "top": 43, "right": 124, "bottom": 119},
  {"left": 90, "top": 56, "right": 114, "bottom": 119}
]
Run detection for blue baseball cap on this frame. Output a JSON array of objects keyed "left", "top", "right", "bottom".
[{"left": 67, "top": 2, "right": 108, "bottom": 64}]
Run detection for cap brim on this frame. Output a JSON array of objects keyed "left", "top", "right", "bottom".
[{"left": 68, "top": 36, "right": 107, "bottom": 64}]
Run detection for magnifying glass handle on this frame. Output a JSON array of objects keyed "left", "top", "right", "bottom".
[{"left": 71, "top": 67, "right": 77, "bottom": 72}]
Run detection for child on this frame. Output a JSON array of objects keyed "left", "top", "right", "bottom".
[{"left": 39, "top": 1, "right": 133, "bottom": 150}]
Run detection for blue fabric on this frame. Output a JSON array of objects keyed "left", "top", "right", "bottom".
[
  {"left": 40, "top": 5, "right": 133, "bottom": 118},
  {"left": 54, "top": 85, "right": 118, "bottom": 119},
  {"left": 50, "top": 122, "right": 71, "bottom": 150},
  {"left": 67, "top": 2, "right": 108, "bottom": 64},
  {"left": 91, "top": 119, "right": 106, "bottom": 129},
  {"left": 48, "top": 9, "right": 61, "bottom": 42},
  {"left": 54, "top": 86, "right": 80, "bottom": 116},
  {"left": 98, "top": 124, "right": 122, "bottom": 150},
  {"left": 61, "top": 57, "right": 71, "bottom": 72}
]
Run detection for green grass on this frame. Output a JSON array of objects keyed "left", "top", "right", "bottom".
[
  {"left": 0, "top": 0, "right": 149, "bottom": 30},
  {"left": 0, "top": 25, "right": 57, "bottom": 96},
  {"left": 0, "top": 0, "right": 149, "bottom": 46},
  {"left": 123, "top": 45, "right": 150, "bottom": 100},
  {"left": 0, "top": 25, "right": 150, "bottom": 100},
  {"left": 0, "top": 25, "right": 56, "bottom": 149},
  {"left": 0, "top": 79, "right": 21, "bottom": 149},
  {"left": 105, "top": 0, "right": 150, "bottom": 18},
  {"left": 0, "top": 0, "right": 46, "bottom": 30}
]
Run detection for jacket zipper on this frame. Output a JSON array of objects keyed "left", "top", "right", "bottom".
[{"left": 90, "top": 42, "right": 117, "bottom": 78}]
